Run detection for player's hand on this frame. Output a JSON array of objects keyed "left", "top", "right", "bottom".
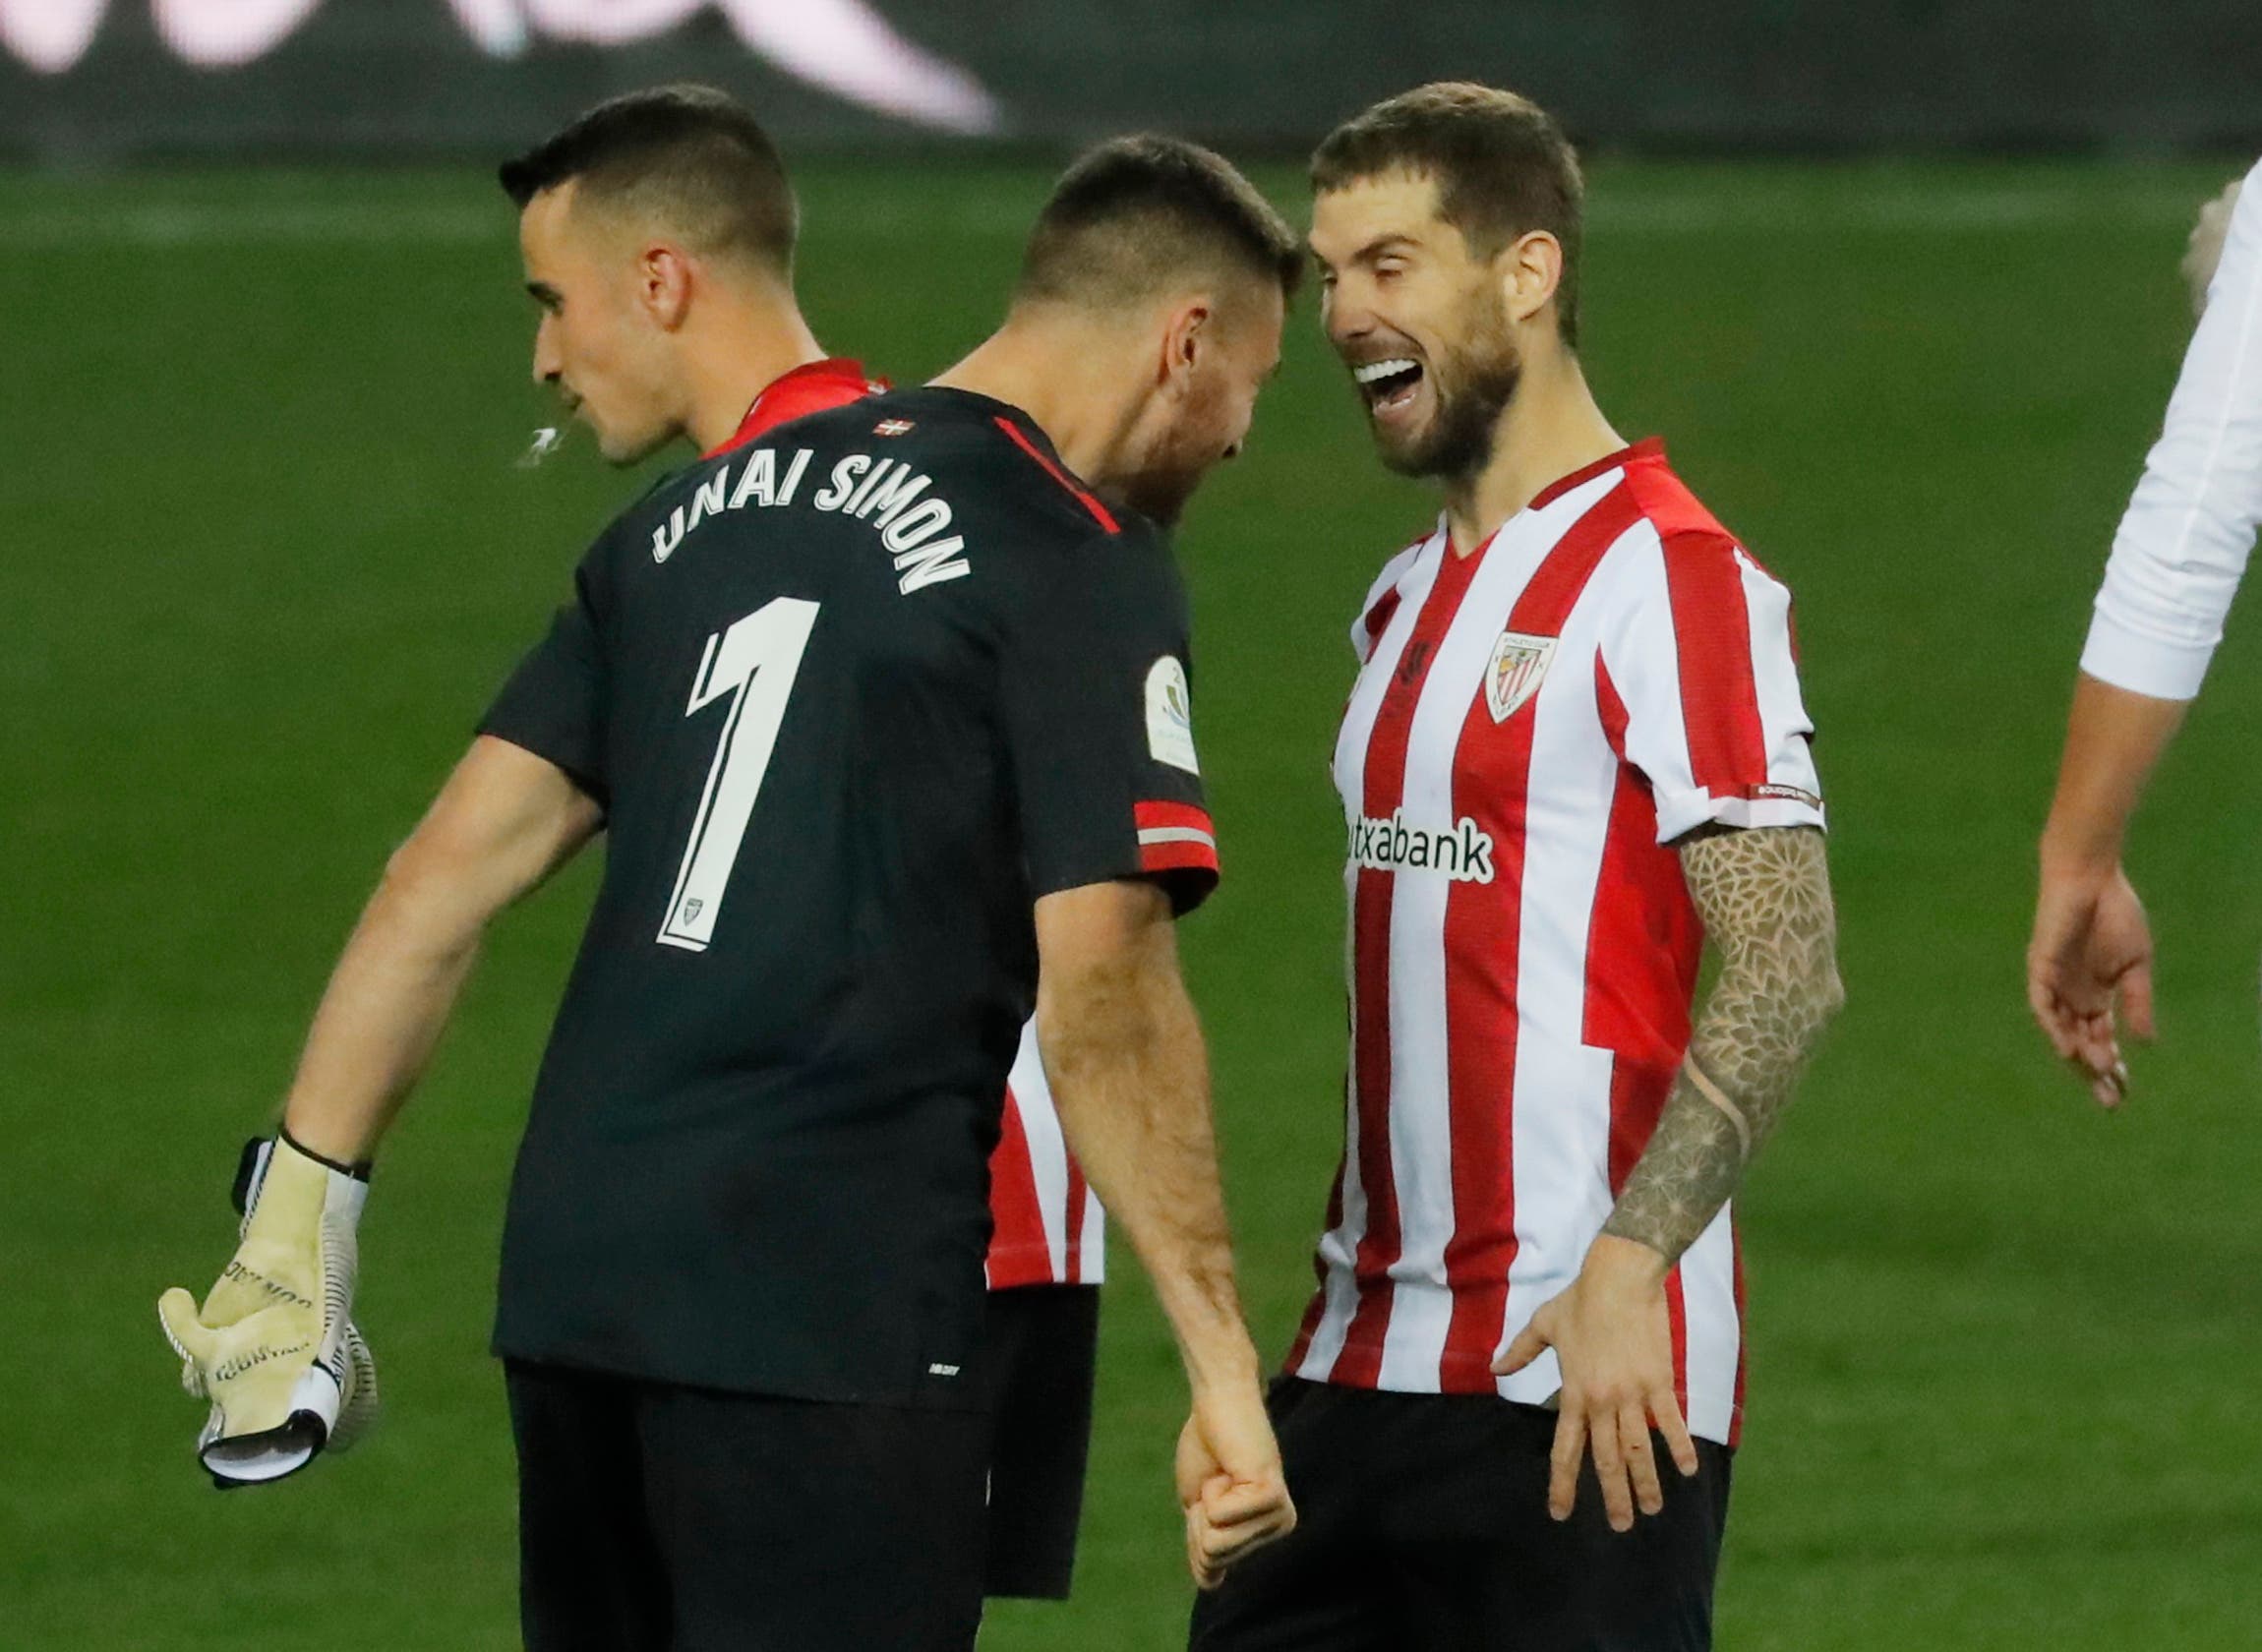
[
  {"left": 1494, "top": 1235, "right": 1698, "bottom": 1533},
  {"left": 1174, "top": 1382, "right": 1295, "bottom": 1589},
  {"left": 2027, "top": 860, "right": 2154, "bottom": 1108},
  {"left": 157, "top": 1135, "right": 379, "bottom": 1486}
]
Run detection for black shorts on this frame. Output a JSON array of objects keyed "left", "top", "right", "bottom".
[
  {"left": 1188, "top": 1378, "right": 1733, "bottom": 1652},
  {"left": 982, "top": 1282, "right": 1101, "bottom": 1600},
  {"left": 506, "top": 1360, "right": 987, "bottom": 1652}
]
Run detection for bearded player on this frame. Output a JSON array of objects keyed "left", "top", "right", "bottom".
[
  {"left": 1191, "top": 84, "right": 1844, "bottom": 1650},
  {"left": 157, "top": 99, "right": 1302, "bottom": 1645}
]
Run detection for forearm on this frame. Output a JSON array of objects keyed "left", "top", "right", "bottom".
[
  {"left": 1039, "top": 954, "right": 1257, "bottom": 1395},
  {"left": 2037, "top": 675, "right": 2187, "bottom": 878},
  {"left": 280, "top": 857, "right": 489, "bottom": 1163},
  {"left": 278, "top": 738, "right": 600, "bottom": 1163},
  {"left": 1602, "top": 827, "right": 1843, "bottom": 1267}
]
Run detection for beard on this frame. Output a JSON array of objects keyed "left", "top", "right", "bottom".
[
  {"left": 1375, "top": 300, "right": 1522, "bottom": 482},
  {"left": 1104, "top": 375, "right": 1232, "bottom": 528},
  {"left": 1108, "top": 462, "right": 1200, "bottom": 528}
]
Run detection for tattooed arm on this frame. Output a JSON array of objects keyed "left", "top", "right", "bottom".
[
  {"left": 1604, "top": 825, "right": 1844, "bottom": 1261},
  {"left": 1497, "top": 825, "right": 1843, "bottom": 1532}
]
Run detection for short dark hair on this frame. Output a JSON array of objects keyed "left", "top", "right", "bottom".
[
  {"left": 499, "top": 85, "right": 798, "bottom": 274},
  {"left": 1312, "top": 83, "right": 1584, "bottom": 346},
  {"left": 1017, "top": 135, "right": 1302, "bottom": 315}
]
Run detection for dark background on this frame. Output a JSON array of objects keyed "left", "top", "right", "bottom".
[{"left": 5, "top": 0, "right": 2260, "bottom": 160}]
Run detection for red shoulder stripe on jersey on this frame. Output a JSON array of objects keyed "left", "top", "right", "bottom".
[
  {"left": 1136, "top": 800, "right": 1219, "bottom": 876},
  {"left": 993, "top": 417, "right": 1120, "bottom": 534},
  {"left": 1658, "top": 531, "right": 1768, "bottom": 797},
  {"left": 1135, "top": 800, "right": 1212, "bottom": 834}
]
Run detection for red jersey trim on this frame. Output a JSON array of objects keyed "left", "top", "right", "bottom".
[
  {"left": 993, "top": 417, "right": 1121, "bottom": 534},
  {"left": 1525, "top": 436, "right": 1665, "bottom": 513},
  {"left": 1135, "top": 800, "right": 1219, "bottom": 876},
  {"left": 706, "top": 357, "right": 883, "bottom": 457}
]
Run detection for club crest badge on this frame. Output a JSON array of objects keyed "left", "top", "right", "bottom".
[{"left": 1484, "top": 631, "right": 1557, "bottom": 723}]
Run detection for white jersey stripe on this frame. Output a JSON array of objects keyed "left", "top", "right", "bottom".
[
  {"left": 1679, "top": 1210, "right": 1741, "bottom": 1443},
  {"left": 1005, "top": 1022, "right": 1073, "bottom": 1278},
  {"left": 1138, "top": 825, "right": 1217, "bottom": 850}
]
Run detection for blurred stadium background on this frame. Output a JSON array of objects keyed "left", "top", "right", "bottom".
[{"left": 5, "top": 3, "right": 2261, "bottom": 1648}]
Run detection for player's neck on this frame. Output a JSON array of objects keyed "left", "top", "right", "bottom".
[
  {"left": 931, "top": 317, "right": 1140, "bottom": 486},
  {"left": 680, "top": 297, "right": 829, "bottom": 453},
  {"left": 1442, "top": 351, "right": 1624, "bottom": 556}
]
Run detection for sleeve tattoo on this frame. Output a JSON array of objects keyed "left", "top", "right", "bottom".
[{"left": 1601, "top": 825, "right": 1844, "bottom": 1265}]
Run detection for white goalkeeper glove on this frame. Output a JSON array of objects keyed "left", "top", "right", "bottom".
[{"left": 158, "top": 1133, "right": 379, "bottom": 1487}]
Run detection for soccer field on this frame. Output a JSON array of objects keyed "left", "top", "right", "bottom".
[{"left": 6, "top": 157, "right": 2260, "bottom": 1650}]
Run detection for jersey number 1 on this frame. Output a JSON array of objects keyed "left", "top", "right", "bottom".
[{"left": 657, "top": 597, "right": 820, "bottom": 952}]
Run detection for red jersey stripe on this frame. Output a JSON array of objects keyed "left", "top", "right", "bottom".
[
  {"left": 993, "top": 417, "right": 1120, "bottom": 534},
  {"left": 1666, "top": 1267, "right": 1691, "bottom": 1419},
  {"left": 1660, "top": 533, "right": 1768, "bottom": 796},
  {"left": 1135, "top": 799, "right": 1214, "bottom": 833},
  {"left": 986, "top": 1083, "right": 1047, "bottom": 1288},
  {"left": 1063, "top": 1157, "right": 1089, "bottom": 1280}
]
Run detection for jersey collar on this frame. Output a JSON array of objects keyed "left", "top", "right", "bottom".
[
  {"left": 1525, "top": 437, "right": 1665, "bottom": 513},
  {"left": 706, "top": 357, "right": 882, "bottom": 457}
]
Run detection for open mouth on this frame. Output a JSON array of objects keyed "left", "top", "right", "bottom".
[{"left": 1354, "top": 356, "right": 1424, "bottom": 416}]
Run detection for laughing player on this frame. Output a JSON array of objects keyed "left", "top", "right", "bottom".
[
  {"left": 1190, "top": 84, "right": 1844, "bottom": 1651},
  {"left": 158, "top": 105, "right": 1304, "bottom": 1645}
]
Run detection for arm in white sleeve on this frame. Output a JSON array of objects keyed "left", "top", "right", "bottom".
[{"left": 2080, "top": 158, "right": 2262, "bottom": 702}]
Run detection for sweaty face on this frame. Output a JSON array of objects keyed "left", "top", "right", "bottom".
[
  {"left": 1310, "top": 175, "right": 1522, "bottom": 481},
  {"left": 518, "top": 183, "right": 682, "bottom": 466},
  {"left": 1107, "top": 283, "right": 1285, "bottom": 528}
]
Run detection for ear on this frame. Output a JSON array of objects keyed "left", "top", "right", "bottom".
[
  {"left": 637, "top": 243, "right": 696, "bottom": 332},
  {"left": 1157, "top": 298, "right": 1214, "bottom": 392},
  {"left": 1498, "top": 229, "right": 1564, "bottom": 330}
]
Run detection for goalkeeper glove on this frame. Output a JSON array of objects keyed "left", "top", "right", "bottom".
[{"left": 158, "top": 1132, "right": 379, "bottom": 1487}]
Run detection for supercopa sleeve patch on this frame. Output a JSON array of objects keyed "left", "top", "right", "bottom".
[{"left": 1144, "top": 656, "right": 1200, "bottom": 775}]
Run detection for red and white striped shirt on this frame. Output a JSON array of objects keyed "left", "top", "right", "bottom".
[
  {"left": 987, "top": 1018, "right": 1105, "bottom": 1288},
  {"left": 1284, "top": 440, "right": 1824, "bottom": 1446}
]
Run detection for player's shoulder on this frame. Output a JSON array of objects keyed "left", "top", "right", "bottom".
[
  {"left": 1607, "top": 442, "right": 1786, "bottom": 589},
  {"left": 1364, "top": 526, "right": 1435, "bottom": 604},
  {"left": 1349, "top": 523, "right": 1439, "bottom": 663}
]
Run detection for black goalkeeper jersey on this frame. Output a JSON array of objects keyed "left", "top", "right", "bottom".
[{"left": 480, "top": 387, "right": 1217, "bottom": 1406}]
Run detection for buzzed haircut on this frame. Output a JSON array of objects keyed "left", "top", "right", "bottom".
[
  {"left": 1016, "top": 135, "right": 1302, "bottom": 316},
  {"left": 1312, "top": 83, "right": 1585, "bottom": 347},
  {"left": 500, "top": 85, "right": 798, "bottom": 274}
]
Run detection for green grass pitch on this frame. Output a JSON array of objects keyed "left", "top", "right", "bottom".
[{"left": 4, "top": 157, "right": 2259, "bottom": 1648}]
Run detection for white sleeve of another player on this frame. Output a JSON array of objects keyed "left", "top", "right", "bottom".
[{"left": 2082, "top": 156, "right": 2262, "bottom": 702}]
